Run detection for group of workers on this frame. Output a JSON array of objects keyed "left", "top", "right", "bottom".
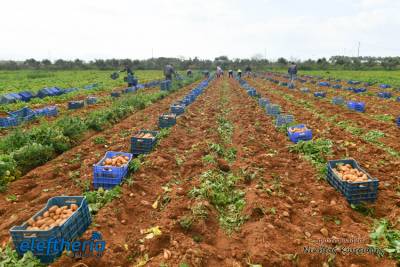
[{"left": 118, "top": 62, "right": 298, "bottom": 87}]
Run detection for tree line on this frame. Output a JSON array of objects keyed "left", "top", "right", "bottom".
[{"left": 0, "top": 56, "right": 399, "bottom": 71}]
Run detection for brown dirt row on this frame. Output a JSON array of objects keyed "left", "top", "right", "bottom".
[
  {"left": 266, "top": 73, "right": 400, "bottom": 129},
  {"left": 51, "top": 77, "right": 225, "bottom": 267},
  {"left": 0, "top": 81, "right": 203, "bottom": 246},
  {"left": 248, "top": 77, "right": 400, "bottom": 220},
  {"left": 254, "top": 77, "right": 400, "bottom": 153},
  {"left": 56, "top": 77, "right": 395, "bottom": 266}
]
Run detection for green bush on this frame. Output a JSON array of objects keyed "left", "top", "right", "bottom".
[
  {"left": 28, "top": 125, "right": 71, "bottom": 153},
  {"left": 0, "top": 129, "right": 30, "bottom": 154},
  {"left": 12, "top": 143, "right": 55, "bottom": 173},
  {"left": 56, "top": 117, "right": 87, "bottom": 141}
]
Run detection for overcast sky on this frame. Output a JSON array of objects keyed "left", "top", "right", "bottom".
[{"left": 0, "top": 0, "right": 399, "bottom": 61}]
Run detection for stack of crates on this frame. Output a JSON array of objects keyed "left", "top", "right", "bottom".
[
  {"left": 266, "top": 104, "right": 281, "bottom": 117},
  {"left": 275, "top": 114, "right": 294, "bottom": 127},
  {"left": 170, "top": 103, "right": 185, "bottom": 116},
  {"left": 8, "top": 107, "right": 36, "bottom": 123},
  {"left": 160, "top": 80, "right": 172, "bottom": 91}
]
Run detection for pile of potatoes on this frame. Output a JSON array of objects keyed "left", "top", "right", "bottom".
[
  {"left": 289, "top": 126, "right": 308, "bottom": 133},
  {"left": 333, "top": 164, "right": 369, "bottom": 183},
  {"left": 134, "top": 132, "right": 155, "bottom": 139},
  {"left": 102, "top": 155, "right": 129, "bottom": 167},
  {"left": 26, "top": 204, "right": 78, "bottom": 231}
]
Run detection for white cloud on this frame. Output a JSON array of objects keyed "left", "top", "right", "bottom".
[{"left": 0, "top": 0, "right": 398, "bottom": 61}]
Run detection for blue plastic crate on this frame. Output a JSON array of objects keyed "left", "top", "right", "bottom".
[
  {"left": 93, "top": 151, "right": 133, "bottom": 189},
  {"left": 34, "top": 106, "right": 58, "bottom": 117},
  {"left": 159, "top": 113, "right": 177, "bottom": 129},
  {"left": 397, "top": 97, "right": 400, "bottom": 102},
  {"left": 275, "top": 114, "right": 294, "bottom": 127},
  {"left": 347, "top": 101, "right": 365, "bottom": 112},
  {"left": 332, "top": 96, "right": 344, "bottom": 105},
  {"left": 111, "top": 92, "right": 121, "bottom": 98},
  {"left": 397, "top": 117, "right": 400, "bottom": 127},
  {"left": 377, "top": 92, "right": 392, "bottom": 99},
  {"left": 86, "top": 96, "right": 97, "bottom": 105},
  {"left": 266, "top": 104, "right": 281, "bottom": 116},
  {"left": 160, "top": 80, "right": 172, "bottom": 91},
  {"left": 9, "top": 196, "right": 91, "bottom": 263},
  {"left": 327, "top": 159, "right": 379, "bottom": 204},
  {"left": 300, "top": 88, "right": 310, "bottom": 93},
  {"left": 288, "top": 83, "right": 295, "bottom": 89},
  {"left": 346, "top": 87, "right": 354, "bottom": 92},
  {"left": 0, "top": 116, "right": 19, "bottom": 127},
  {"left": 247, "top": 89, "right": 257, "bottom": 97},
  {"left": 0, "top": 94, "right": 17, "bottom": 104},
  {"left": 348, "top": 80, "right": 361, "bottom": 85},
  {"left": 131, "top": 130, "right": 158, "bottom": 156},
  {"left": 8, "top": 107, "right": 36, "bottom": 123},
  {"left": 18, "top": 91, "right": 34, "bottom": 102},
  {"left": 68, "top": 101, "right": 84, "bottom": 110},
  {"left": 380, "top": 84, "right": 391, "bottom": 89},
  {"left": 332, "top": 84, "right": 342, "bottom": 89},
  {"left": 123, "top": 87, "right": 137, "bottom": 94},
  {"left": 258, "top": 98, "right": 270, "bottom": 108},
  {"left": 314, "top": 91, "right": 326, "bottom": 98},
  {"left": 287, "top": 124, "right": 312, "bottom": 143},
  {"left": 353, "top": 87, "right": 367, "bottom": 93},
  {"left": 318, "top": 82, "right": 330, "bottom": 87},
  {"left": 170, "top": 104, "right": 185, "bottom": 116}
]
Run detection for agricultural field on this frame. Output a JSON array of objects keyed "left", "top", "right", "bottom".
[
  {"left": 0, "top": 70, "right": 164, "bottom": 93},
  {"left": 0, "top": 70, "right": 399, "bottom": 267},
  {"left": 297, "top": 70, "right": 400, "bottom": 88}
]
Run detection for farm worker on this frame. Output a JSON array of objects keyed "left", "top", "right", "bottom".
[
  {"left": 203, "top": 70, "right": 210, "bottom": 78},
  {"left": 237, "top": 69, "right": 242, "bottom": 78},
  {"left": 216, "top": 66, "right": 223, "bottom": 78},
  {"left": 288, "top": 62, "right": 298, "bottom": 84},
  {"left": 187, "top": 69, "right": 192, "bottom": 77},
  {"left": 120, "top": 65, "right": 133, "bottom": 76},
  {"left": 245, "top": 66, "right": 252, "bottom": 77},
  {"left": 164, "top": 64, "right": 176, "bottom": 80},
  {"left": 228, "top": 70, "right": 233, "bottom": 78}
]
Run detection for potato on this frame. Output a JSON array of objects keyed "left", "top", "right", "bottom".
[
  {"left": 36, "top": 219, "right": 46, "bottom": 227},
  {"left": 43, "top": 211, "right": 50, "bottom": 218},
  {"left": 49, "top": 205, "right": 59, "bottom": 212},
  {"left": 61, "top": 206, "right": 68, "bottom": 211},
  {"left": 53, "top": 215, "right": 60, "bottom": 220},
  {"left": 36, "top": 215, "right": 43, "bottom": 221},
  {"left": 70, "top": 204, "right": 78, "bottom": 211},
  {"left": 55, "top": 208, "right": 62, "bottom": 215},
  {"left": 27, "top": 218, "right": 35, "bottom": 226}
]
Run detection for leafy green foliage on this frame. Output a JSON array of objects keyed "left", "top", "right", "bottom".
[
  {"left": 289, "top": 138, "right": 333, "bottom": 166},
  {"left": 190, "top": 170, "right": 246, "bottom": 233},
  {"left": 92, "top": 136, "right": 107, "bottom": 145},
  {"left": 83, "top": 186, "right": 122, "bottom": 214},
  {"left": 12, "top": 143, "right": 55, "bottom": 173},
  {"left": 0, "top": 245, "right": 43, "bottom": 267},
  {"left": 370, "top": 219, "right": 400, "bottom": 260},
  {"left": 363, "top": 130, "right": 385, "bottom": 144},
  {"left": 56, "top": 117, "right": 87, "bottom": 141}
]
